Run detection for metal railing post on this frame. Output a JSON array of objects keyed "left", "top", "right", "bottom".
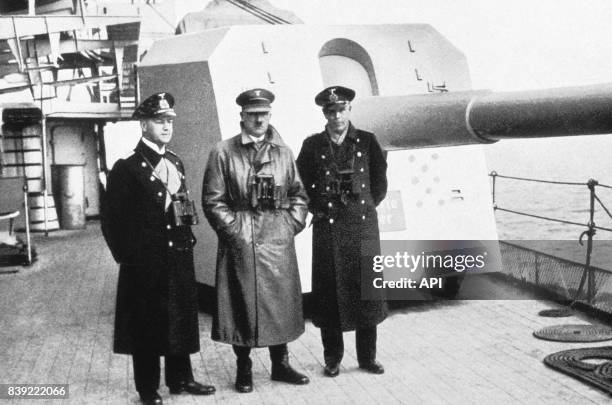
[
  {"left": 585, "top": 178, "right": 598, "bottom": 302},
  {"left": 490, "top": 171, "right": 497, "bottom": 208}
]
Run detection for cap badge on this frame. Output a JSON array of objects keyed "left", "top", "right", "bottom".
[
  {"left": 159, "top": 95, "right": 170, "bottom": 109},
  {"left": 329, "top": 88, "right": 339, "bottom": 103},
  {"left": 254, "top": 89, "right": 261, "bottom": 97}
]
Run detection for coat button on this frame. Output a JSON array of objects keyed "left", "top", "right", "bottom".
[
  {"left": 150, "top": 176, "right": 155, "bottom": 181},
  {"left": 362, "top": 184, "right": 365, "bottom": 188},
  {"left": 329, "top": 218, "right": 334, "bottom": 224},
  {"left": 166, "top": 224, "right": 171, "bottom": 230},
  {"left": 362, "top": 215, "right": 366, "bottom": 220},
  {"left": 311, "top": 184, "right": 316, "bottom": 189},
  {"left": 328, "top": 202, "right": 333, "bottom": 208},
  {"left": 157, "top": 192, "right": 163, "bottom": 197},
  {"left": 361, "top": 199, "right": 365, "bottom": 204},
  {"left": 321, "top": 155, "right": 326, "bottom": 159},
  {"left": 360, "top": 168, "right": 364, "bottom": 172},
  {"left": 357, "top": 138, "right": 360, "bottom": 143},
  {"left": 326, "top": 171, "right": 330, "bottom": 176},
  {"left": 357, "top": 152, "right": 362, "bottom": 157},
  {"left": 326, "top": 186, "right": 330, "bottom": 191},
  {"left": 141, "top": 162, "right": 146, "bottom": 167},
  {"left": 168, "top": 241, "right": 173, "bottom": 247}
]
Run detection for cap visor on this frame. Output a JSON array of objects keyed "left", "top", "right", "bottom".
[
  {"left": 323, "top": 102, "right": 349, "bottom": 111},
  {"left": 243, "top": 106, "right": 271, "bottom": 113},
  {"left": 154, "top": 109, "right": 177, "bottom": 117}
]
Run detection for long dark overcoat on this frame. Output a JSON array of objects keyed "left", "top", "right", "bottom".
[
  {"left": 296, "top": 123, "right": 388, "bottom": 331},
  {"left": 101, "top": 140, "right": 199, "bottom": 355},
  {"left": 202, "top": 126, "right": 308, "bottom": 347}
]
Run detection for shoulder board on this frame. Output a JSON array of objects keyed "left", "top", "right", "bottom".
[
  {"left": 166, "top": 149, "right": 178, "bottom": 157},
  {"left": 356, "top": 128, "right": 374, "bottom": 137},
  {"left": 306, "top": 131, "right": 326, "bottom": 141},
  {"left": 122, "top": 150, "right": 137, "bottom": 160}
]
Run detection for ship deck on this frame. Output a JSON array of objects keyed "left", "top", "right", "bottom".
[{"left": 1, "top": 223, "right": 611, "bottom": 404}]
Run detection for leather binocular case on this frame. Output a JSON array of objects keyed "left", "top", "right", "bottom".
[
  {"left": 249, "top": 174, "right": 282, "bottom": 209},
  {"left": 324, "top": 169, "right": 355, "bottom": 203},
  {"left": 170, "top": 192, "right": 199, "bottom": 227}
]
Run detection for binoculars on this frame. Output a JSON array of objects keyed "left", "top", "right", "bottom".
[
  {"left": 170, "top": 192, "right": 199, "bottom": 227},
  {"left": 249, "top": 174, "right": 282, "bottom": 209},
  {"left": 323, "top": 169, "right": 355, "bottom": 204}
]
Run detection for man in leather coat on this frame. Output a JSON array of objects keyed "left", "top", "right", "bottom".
[{"left": 202, "top": 88, "right": 310, "bottom": 393}]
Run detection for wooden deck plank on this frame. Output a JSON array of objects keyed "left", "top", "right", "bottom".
[{"left": 2, "top": 223, "right": 612, "bottom": 404}]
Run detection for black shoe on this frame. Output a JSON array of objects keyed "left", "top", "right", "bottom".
[
  {"left": 359, "top": 361, "right": 385, "bottom": 374},
  {"left": 168, "top": 381, "right": 215, "bottom": 395},
  {"left": 235, "top": 356, "right": 253, "bottom": 393},
  {"left": 139, "top": 391, "right": 163, "bottom": 405},
  {"left": 323, "top": 363, "right": 340, "bottom": 377}
]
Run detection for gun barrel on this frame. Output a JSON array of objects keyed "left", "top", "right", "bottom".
[{"left": 351, "top": 84, "right": 612, "bottom": 150}]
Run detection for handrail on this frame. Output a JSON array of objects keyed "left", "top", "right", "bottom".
[
  {"left": 492, "top": 206, "right": 612, "bottom": 231},
  {"left": 489, "top": 171, "right": 612, "bottom": 303}
]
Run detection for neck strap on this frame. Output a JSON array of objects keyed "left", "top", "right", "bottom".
[{"left": 138, "top": 151, "right": 174, "bottom": 197}]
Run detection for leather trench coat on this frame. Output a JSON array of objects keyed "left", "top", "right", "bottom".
[
  {"left": 101, "top": 140, "right": 199, "bottom": 355},
  {"left": 296, "top": 123, "right": 388, "bottom": 331},
  {"left": 202, "top": 126, "right": 308, "bottom": 347}
]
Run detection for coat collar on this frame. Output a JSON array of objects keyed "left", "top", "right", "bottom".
[
  {"left": 319, "top": 122, "right": 358, "bottom": 144},
  {"left": 239, "top": 124, "right": 286, "bottom": 148},
  {"left": 135, "top": 139, "right": 164, "bottom": 166},
  {"left": 141, "top": 136, "right": 166, "bottom": 154}
]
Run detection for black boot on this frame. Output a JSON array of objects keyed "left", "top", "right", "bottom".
[
  {"left": 233, "top": 346, "right": 253, "bottom": 393},
  {"left": 269, "top": 344, "right": 310, "bottom": 385}
]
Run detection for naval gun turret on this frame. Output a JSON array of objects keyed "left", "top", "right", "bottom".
[
  {"left": 352, "top": 84, "right": 612, "bottom": 150},
  {"left": 133, "top": 23, "right": 612, "bottom": 300},
  {"left": 352, "top": 84, "right": 612, "bottom": 297}
]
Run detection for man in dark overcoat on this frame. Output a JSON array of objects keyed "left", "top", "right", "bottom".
[
  {"left": 101, "top": 93, "right": 215, "bottom": 405},
  {"left": 202, "top": 88, "right": 310, "bottom": 393},
  {"left": 296, "top": 86, "right": 388, "bottom": 377}
]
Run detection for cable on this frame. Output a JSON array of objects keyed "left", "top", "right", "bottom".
[
  {"left": 235, "top": 0, "right": 292, "bottom": 24},
  {"left": 490, "top": 173, "right": 586, "bottom": 186},
  {"left": 495, "top": 206, "right": 612, "bottom": 233},
  {"left": 595, "top": 194, "right": 612, "bottom": 221},
  {"left": 147, "top": 2, "right": 176, "bottom": 31},
  {"left": 225, "top": 0, "right": 277, "bottom": 24},
  {"left": 226, "top": 0, "right": 287, "bottom": 25}
]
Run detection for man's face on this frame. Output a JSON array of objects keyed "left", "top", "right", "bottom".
[
  {"left": 241, "top": 110, "right": 271, "bottom": 138},
  {"left": 324, "top": 104, "right": 351, "bottom": 135},
  {"left": 141, "top": 116, "right": 174, "bottom": 147}
]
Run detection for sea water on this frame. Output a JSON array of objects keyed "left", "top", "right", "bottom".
[{"left": 485, "top": 134, "right": 612, "bottom": 241}]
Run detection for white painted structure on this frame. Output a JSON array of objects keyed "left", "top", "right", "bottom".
[{"left": 138, "top": 24, "right": 499, "bottom": 288}]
